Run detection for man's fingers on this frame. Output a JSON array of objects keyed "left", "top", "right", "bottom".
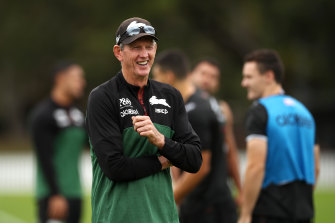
[
  {"left": 139, "top": 130, "right": 152, "bottom": 137},
  {"left": 132, "top": 115, "right": 164, "bottom": 148},
  {"left": 136, "top": 126, "right": 152, "bottom": 134},
  {"left": 133, "top": 117, "right": 152, "bottom": 132},
  {"left": 132, "top": 115, "right": 149, "bottom": 123},
  {"left": 134, "top": 121, "right": 147, "bottom": 131}
]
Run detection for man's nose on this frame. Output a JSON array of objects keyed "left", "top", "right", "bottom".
[
  {"left": 139, "top": 47, "right": 149, "bottom": 57},
  {"left": 241, "top": 78, "right": 247, "bottom": 87}
]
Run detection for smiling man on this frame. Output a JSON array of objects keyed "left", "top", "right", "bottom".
[
  {"left": 85, "top": 17, "right": 202, "bottom": 223},
  {"left": 238, "top": 49, "right": 320, "bottom": 223}
]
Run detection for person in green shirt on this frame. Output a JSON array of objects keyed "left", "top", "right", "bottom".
[{"left": 30, "top": 61, "right": 87, "bottom": 223}]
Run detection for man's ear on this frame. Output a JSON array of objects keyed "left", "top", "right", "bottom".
[
  {"left": 265, "top": 70, "right": 275, "bottom": 83},
  {"left": 113, "top": 45, "right": 122, "bottom": 62}
]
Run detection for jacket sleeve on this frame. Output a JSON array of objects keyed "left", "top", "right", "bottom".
[
  {"left": 86, "top": 88, "right": 162, "bottom": 182},
  {"left": 31, "top": 112, "right": 60, "bottom": 195},
  {"left": 158, "top": 90, "right": 203, "bottom": 173}
]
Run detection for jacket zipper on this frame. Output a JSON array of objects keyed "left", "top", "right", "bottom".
[{"left": 138, "top": 88, "right": 148, "bottom": 116}]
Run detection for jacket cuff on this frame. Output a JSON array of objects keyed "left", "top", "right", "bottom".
[{"left": 159, "top": 137, "right": 177, "bottom": 158}]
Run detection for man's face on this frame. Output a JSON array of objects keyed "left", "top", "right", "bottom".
[
  {"left": 119, "top": 37, "right": 157, "bottom": 79},
  {"left": 241, "top": 61, "right": 267, "bottom": 100},
  {"left": 191, "top": 62, "right": 220, "bottom": 94},
  {"left": 61, "top": 65, "right": 86, "bottom": 100}
]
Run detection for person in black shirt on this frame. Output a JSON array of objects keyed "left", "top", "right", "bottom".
[
  {"left": 191, "top": 58, "right": 242, "bottom": 207},
  {"left": 30, "top": 61, "right": 87, "bottom": 223},
  {"left": 153, "top": 49, "right": 237, "bottom": 223}
]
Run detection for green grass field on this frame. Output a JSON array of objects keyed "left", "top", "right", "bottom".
[
  {"left": 0, "top": 190, "right": 334, "bottom": 223},
  {"left": 0, "top": 194, "right": 91, "bottom": 223}
]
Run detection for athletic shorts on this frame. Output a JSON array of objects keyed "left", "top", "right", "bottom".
[{"left": 179, "top": 199, "right": 237, "bottom": 223}]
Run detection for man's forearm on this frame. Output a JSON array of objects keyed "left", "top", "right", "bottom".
[
  {"left": 131, "top": 115, "right": 202, "bottom": 173},
  {"left": 173, "top": 150, "right": 211, "bottom": 204},
  {"left": 239, "top": 139, "right": 267, "bottom": 222},
  {"left": 226, "top": 138, "right": 242, "bottom": 193},
  {"left": 159, "top": 137, "right": 202, "bottom": 173},
  {"left": 227, "top": 145, "right": 243, "bottom": 206},
  {"left": 240, "top": 164, "right": 264, "bottom": 217},
  {"left": 94, "top": 140, "right": 162, "bottom": 182},
  {"left": 34, "top": 141, "right": 59, "bottom": 195},
  {"left": 174, "top": 172, "right": 204, "bottom": 205}
]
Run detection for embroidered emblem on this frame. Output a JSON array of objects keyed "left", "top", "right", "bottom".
[
  {"left": 149, "top": 96, "right": 171, "bottom": 108},
  {"left": 155, "top": 108, "right": 168, "bottom": 114},
  {"left": 120, "top": 109, "right": 139, "bottom": 118},
  {"left": 119, "top": 98, "right": 132, "bottom": 109}
]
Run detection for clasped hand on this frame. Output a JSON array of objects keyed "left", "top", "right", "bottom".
[
  {"left": 132, "top": 116, "right": 172, "bottom": 170},
  {"left": 132, "top": 115, "right": 165, "bottom": 149}
]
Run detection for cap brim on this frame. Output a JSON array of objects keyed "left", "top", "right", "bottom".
[{"left": 121, "top": 33, "right": 158, "bottom": 45}]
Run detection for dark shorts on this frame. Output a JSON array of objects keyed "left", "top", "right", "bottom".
[
  {"left": 179, "top": 199, "right": 237, "bottom": 223},
  {"left": 252, "top": 215, "right": 313, "bottom": 223},
  {"left": 37, "top": 197, "right": 82, "bottom": 223}
]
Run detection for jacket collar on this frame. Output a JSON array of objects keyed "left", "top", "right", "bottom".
[{"left": 116, "top": 71, "right": 151, "bottom": 96}]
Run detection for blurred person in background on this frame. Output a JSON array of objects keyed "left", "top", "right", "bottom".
[
  {"left": 85, "top": 17, "right": 202, "bottom": 223},
  {"left": 191, "top": 58, "right": 243, "bottom": 207},
  {"left": 153, "top": 49, "right": 237, "bottom": 223},
  {"left": 30, "top": 61, "right": 87, "bottom": 223},
  {"left": 238, "top": 49, "right": 320, "bottom": 223}
]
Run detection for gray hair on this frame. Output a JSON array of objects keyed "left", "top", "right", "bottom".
[
  {"left": 120, "top": 43, "right": 125, "bottom": 51},
  {"left": 119, "top": 40, "right": 156, "bottom": 51}
]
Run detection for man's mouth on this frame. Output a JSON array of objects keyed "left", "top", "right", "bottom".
[{"left": 137, "top": 61, "right": 148, "bottom": 66}]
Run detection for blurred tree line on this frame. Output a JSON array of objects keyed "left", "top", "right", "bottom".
[{"left": 1, "top": 0, "right": 334, "bottom": 148}]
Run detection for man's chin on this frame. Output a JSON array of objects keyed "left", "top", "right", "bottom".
[
  {"left": 136, "top": 70, "right": 150, "bottom": 77},
  {"left": 247, "top": 93, "right": 258, "bottom": 100}
]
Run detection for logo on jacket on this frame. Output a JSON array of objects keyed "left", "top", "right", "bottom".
[
  {"left": 155, "top": 108, "right": 168, "bottom": 114},
  {"left": 120, "top": 109, "right": 139, "bottom": 117},
  {"left": 54, "top": 108, "right": 84, "bottom": 127},
  {"left": 119, "top": 98, "right": 132, "bottom": 108},
  {"left": 149, "top": 96, "right": 171, "bottom": 108}
]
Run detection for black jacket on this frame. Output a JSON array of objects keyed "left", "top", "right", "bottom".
[{"left": 86, "top": 71, "right": 202, "bottom": 182}]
